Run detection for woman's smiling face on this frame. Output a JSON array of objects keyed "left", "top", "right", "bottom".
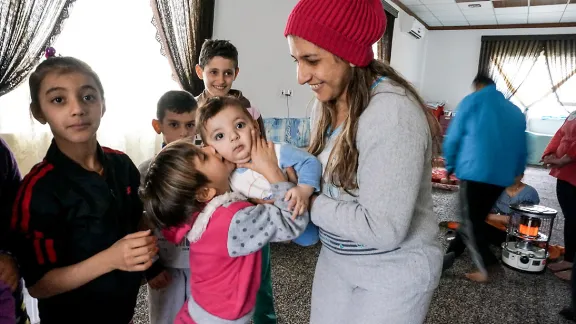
[{"left": 288, "top": 35, "right": 351, "bottom": 103}]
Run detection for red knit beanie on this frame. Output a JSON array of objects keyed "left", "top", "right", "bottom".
[{"left": 284, "top": 0, "right": 386, "bottom": 67}]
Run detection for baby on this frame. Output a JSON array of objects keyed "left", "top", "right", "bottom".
[{"left": 196, "top": 96, "right": 321, "bottom": 245}]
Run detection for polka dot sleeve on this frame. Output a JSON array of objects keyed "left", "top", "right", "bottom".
[{"left": 226, "top": 182, "right": 309, "bottom": 257}]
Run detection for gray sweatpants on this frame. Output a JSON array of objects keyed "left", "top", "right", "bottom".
[
  {"left": 310, "top": 246, "right": 441, "bottom": 324},
  {"left": 147, "top": 267, "right": 191, "bottom": 324}
]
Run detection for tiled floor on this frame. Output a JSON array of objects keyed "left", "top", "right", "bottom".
[{"left": 134, "top": 166, "right": 573, "bottom": 324}]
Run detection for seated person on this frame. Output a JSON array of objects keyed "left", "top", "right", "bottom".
[
  {"left": 443, "top": 175, "right": 540, "bottom": 271},
  {"left": 484, "top": 174, "right": 539, "bottom": 248},
  {"left": 487, "top": 174, "right": 540, "bottom": 226}
]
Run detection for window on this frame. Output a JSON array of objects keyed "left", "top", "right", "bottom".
[
  {"left": 479, "top": 36, "right": 576, "bottom": 135},
  {"left": 492, "top": 50, "right": 575, "bottom": 120},
  {"left": 0, "top": 0, "right": 179, "bottom": 172}
]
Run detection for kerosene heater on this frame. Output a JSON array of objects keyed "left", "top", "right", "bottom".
[{"left": 501, "top": 204, "right": 557, "bottom": 273}]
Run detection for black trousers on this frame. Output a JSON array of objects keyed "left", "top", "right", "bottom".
[
  {"left": 447, "top": 180, "right": 505, "bottom": 273},
  {"left": 557, "top": 179, "right": 576, "bottom": 263}
]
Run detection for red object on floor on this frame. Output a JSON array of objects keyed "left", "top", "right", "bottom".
[
  {"left": 447, "top": 221, "right": 460, "bottom": 230},
  {"left": 549, "top": 246, "right": 561, "bottom": 261},
  {"left": 431, "top": 168, "right": 459, "bottom": 184},
  {"left": 432, "top": 182, "right": 459, "bottom": 191}
]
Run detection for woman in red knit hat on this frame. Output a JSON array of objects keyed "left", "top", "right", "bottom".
[{"left": 285, "top": 0, "right": 443, "bottom": 323}]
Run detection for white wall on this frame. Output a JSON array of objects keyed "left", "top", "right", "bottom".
[
  {"left": 420, "top": 27, "right": 576, "bottom": 111},
  {"left": 212, "top": 0, "right": 429, "bottom": 118},
  {"left": 390, "top": 11, "right": 429, "bottom": 90}
]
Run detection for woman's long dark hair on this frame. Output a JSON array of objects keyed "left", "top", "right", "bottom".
[{"left": 308, "top": 59, "right": 442, "bottom": 191}]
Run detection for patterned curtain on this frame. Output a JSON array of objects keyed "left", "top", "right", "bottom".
[
  {"left": 151, "top": 0, "right": 215, "bottom": 96},
  {"left": 376, "top": 11, "right": 396, "bottom": 63},
  {"left": 478, "top": 38, "right": 542, "bottom": 99},
  {"left": 544, "top": 39, "right": 576, "bottom": 107},
  {"left": 0, "top": 0, "right": 76, "bottom": 97}
]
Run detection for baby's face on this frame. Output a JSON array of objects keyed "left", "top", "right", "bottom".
[{"left": 203, "top": 105, "right": 255, "bottom": 164}]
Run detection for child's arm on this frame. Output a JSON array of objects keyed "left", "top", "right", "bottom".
[
  {"left": 26, "top": 231, "right": 156, "bottom": 299},
  {"left": 227, "top": 182, "right": 309, "bottom": 256},
  {"left": 277, "top": 144, "right": 322, "bottom": 217},
  {"left": 277, "top": 144, "right": 322, "bottom": 191}
]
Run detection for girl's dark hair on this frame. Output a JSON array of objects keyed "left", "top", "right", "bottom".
[
  {"left": 309, "top": 59, "right": 442, "bottom": 191},
  {"left": 139, "top": 138, "right": 210, "bottom": 228},
  {"left": 196, "top": 96, "right": 264, "bottom": 142},
  {"left": 29, "top": 56, "right": 104, "bottom": 116}
]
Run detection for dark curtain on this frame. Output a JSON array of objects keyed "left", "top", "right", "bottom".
[
  {"left": 377, "top": 11, "right": 396, "bottom": 63},
  {"left": 376, "top": 1, "right": 397, "bottom": 63},
  {"left": 544, "top": 39, "right": 576, "bottom": 107},
  {"left": 151, "top": 0, "right": 215, "bottom": 96},
  {"left": 478, "top": 38, "right": 542, "bottom": 99},
  {"left": 0, "top": 0, "right": 76, "bottom": 97}
]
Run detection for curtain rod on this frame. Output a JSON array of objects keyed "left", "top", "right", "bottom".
[{"left": 482, "top": 34, "right": 576, "bottom": 42}]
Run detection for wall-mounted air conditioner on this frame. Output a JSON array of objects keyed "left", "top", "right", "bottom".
[{"left": 399, "top": 12, "right": 426, "bottom": 39}]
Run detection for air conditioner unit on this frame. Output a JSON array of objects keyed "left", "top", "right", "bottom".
[
  {"left": 399, "top": 13, "right": 426, "bottom": 39},
  {"left": 409, "top": 22, "right": 425, "bottom": 39}
]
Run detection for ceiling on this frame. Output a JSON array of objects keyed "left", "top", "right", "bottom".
[{"left": 395, "top": 0, "right": 576, "bottom": 28}]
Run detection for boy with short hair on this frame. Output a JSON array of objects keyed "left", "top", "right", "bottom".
[
  {"left": 152, "top": 90, "right": 199, "bottom": 146},
  {"left": 139, "top": 90, "right": 198, "bottom": 324},
  {"left": 195, "top": 39, "right": 266, "bottom": 138},
  {"left": 195, "top": 39, "right": 277, "bottom": 324}
]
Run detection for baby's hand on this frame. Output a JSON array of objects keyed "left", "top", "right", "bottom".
[
  {"left": 285, "top": 184, "right": 314, "bottom": 219},
  {"left": 237, "top": 130, "right": 284, "bottom": 183}
]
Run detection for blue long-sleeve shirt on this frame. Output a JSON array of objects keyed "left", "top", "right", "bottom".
[
  {"left": 443, "top": 85, "right": 527, "bottom": 188},
  {"left": 492, "top": 184, "right": 540, "bottom": 215},
  {"left": 230, "top": 143, "right": 322, "bottom": 199}
]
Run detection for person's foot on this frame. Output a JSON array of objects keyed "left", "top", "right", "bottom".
[
  {"left": 465, "top": 270, "right": 489, "bottom": 282},
  {"left": 560, "top": 307, "right": 576, "bottom": 322},
  {"left": 554, "top": 269, "right": 572, "bottom": 281},
  {"left": 548, "top": 260, "right": 573, "bottom": 272},
  {"left": 442, "top": 252, "right": 456, "bottom": 272}
]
